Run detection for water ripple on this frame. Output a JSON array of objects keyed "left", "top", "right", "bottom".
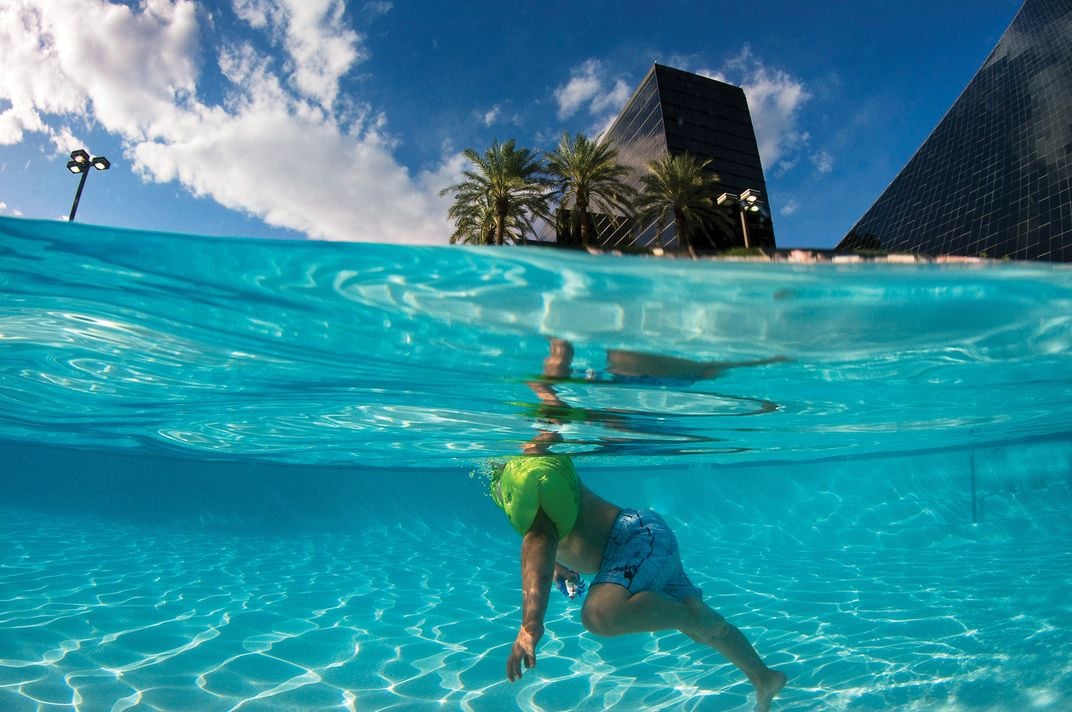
[{"left": 2, "top": 217, "right": 1072, "bottom": 469}]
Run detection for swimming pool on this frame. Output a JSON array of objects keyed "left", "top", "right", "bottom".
[{"left": 1, "top": 216, "right": 1070, "bottom": 710}]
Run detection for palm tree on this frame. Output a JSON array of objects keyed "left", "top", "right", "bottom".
[
  {"left": 635, "top": 152, "right": 727, "bottom": 256},
  {"left": 445, "top": 192, "right": 494, "bottom": 245},
  {"left": 441, "top": 140, "right": 551, "bottom": 246},
  {"left": 545, "top": 132, "right": 636, "bottom": 248}
]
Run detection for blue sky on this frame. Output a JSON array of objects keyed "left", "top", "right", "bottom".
[{"left": 0, "top": 0, "right": 1022, "bottom": 248}]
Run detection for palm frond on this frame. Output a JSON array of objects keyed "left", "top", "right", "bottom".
[
  {"left": 635, "top": 152, "right": 729, "bottom": 255},
  {"left": 441, "top": 140, "right": 552, "bottom": 245},
  {"left": 546, "top": 132, "right": 637, "bottom": 246}
]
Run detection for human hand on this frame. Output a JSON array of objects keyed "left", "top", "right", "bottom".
[
  {"left": 506, "top": 625, "right": 542, "bottom": 682},
  {"left": 554, "top": 566, "right": 585, "bottom": 599}
]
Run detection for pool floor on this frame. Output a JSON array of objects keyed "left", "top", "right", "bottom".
[{"left": 1, "top": 506, "right": 1069, "bottom": 711}]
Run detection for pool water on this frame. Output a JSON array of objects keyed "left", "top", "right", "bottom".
[{"left": 1, "top": 216, "right": 1070, "bottom": 710}]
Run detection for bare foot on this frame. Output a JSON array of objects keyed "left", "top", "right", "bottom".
[{"left": 753, "top": 669, "right": 787, "bottom": 712}]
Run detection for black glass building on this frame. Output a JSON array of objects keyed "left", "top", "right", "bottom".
[
  {"left": 840, "top": 0, "right": 1072, "bottom": 261},
  {"left": 553, "top": 64, "right": 775, "bottom": 252}
]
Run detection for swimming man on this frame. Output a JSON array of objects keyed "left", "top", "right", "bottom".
[{"left": 491, "top": 340, "right": 788, "bottom": 711}]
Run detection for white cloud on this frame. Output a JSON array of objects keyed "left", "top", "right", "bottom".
[
  {"left": 0, "top": 0, "right": 455, "bottom": 244},
  {"left": 554, "top": 60, "right": 602, "bottom": 119},
  {"left": 554, "top": 60, "right": 631, "bottom": 125},
  {"left": 590, "top": 78, "right": 630, "bottom": 116},
  {"left": 363, "top": 1, "right": 393, "bottom": 18},
  {"left": 692, "top": 47, "right": 812, "bottom": 171},
  {"left": 232, "top": 0, "right": 271, "bottom": 28},
  {"left": 779, "top": 198, "right": 800, "bottom": 217},
  {"left": 0, "top": 0, "right": 201, "bottom": 142},
  {"left": 232, "top": 0, "right": 362, "bottom": 110},
  {"left": 130, "top": 99, "right": 447, "bottom": 243},
  {"left": 474, "top": 102, "right": 522, "bottom": 129},
  {"left": 811, "top": 150, "right": 833, "bottom": 174},
  {"left": 49, "top": 126, "right": 83, "bottom": 155},
  {"left": 481, "top": 105, "right": 501, "bottom": 126}
]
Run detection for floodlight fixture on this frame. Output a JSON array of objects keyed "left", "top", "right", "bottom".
[
  {"left": 740, "top": 188, "right": 762, "bottom": 211},
  {"left": 65, "top": 148, "right": 112, "bottom": 222},
  {"left": 716, "top": 188, "right": 766, "bottom": 249}
]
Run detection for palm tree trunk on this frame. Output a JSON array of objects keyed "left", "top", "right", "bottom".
[
  {"left": 674, "top": 208, "right": 695, "bottom": 257},
  {"left": 495, "top": 197, "right": 508, "bottom": 245},
  {"left": 577, "top": 193, "right": 590, "bottom": 248}
]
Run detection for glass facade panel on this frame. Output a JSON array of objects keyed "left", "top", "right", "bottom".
[{"left": 840, "top": 0, "right": 1072, "bottom": 262}]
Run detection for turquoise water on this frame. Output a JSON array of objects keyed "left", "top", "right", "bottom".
[{"left": 1, "top": 215, "right": 1071, "bottom": 710}]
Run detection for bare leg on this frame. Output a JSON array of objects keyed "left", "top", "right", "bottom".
[
  {"left": 682, "top": 597, "right": 787, "bottom": 712},
  {"left": 582, "top": 584, "right": 698, "bottom": 636},
  {"left": 543, "top": 338, "right": 574, "bottom": 379},
  {"left": 582, "top": 584, "right": 786, "bottom": 711},
  {"left": 606, "top": 349, "right": 788, "bottom": 381},
  {"left": 543, "top": 339, "right": 788, "bottom": 385}
]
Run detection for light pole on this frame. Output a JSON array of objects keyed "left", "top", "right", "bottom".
[
  {"left": 717, "top": 188, "right": 765, "bottom": 249},
  {"left": 66, "top": 148, "right": 111, "bottom": 222}
]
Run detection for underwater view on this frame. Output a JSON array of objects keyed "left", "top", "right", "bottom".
[{"left": 1, "top": 215, "right": 1071, "bottom": 711}]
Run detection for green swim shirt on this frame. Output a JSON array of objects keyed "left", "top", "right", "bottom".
[{"left": 491, "top": 455, "right": 581, "bottom": 538}]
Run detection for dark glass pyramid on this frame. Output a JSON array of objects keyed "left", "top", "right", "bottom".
[{"left": 840, "top": 0, "right": 1072, "bottom": 261}]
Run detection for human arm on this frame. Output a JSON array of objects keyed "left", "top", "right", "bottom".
[
  {"left": 525, "top": 338, "right": 574, "bottom": 412},
  {"left": 506, "top": 508, "right": 558, "bottom": 682},
  {"left": 522, "top": 429, "right": 561, "bottom": 455}
]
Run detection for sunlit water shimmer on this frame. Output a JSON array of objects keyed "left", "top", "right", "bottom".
[{"left": 2, "top": 216, "right": 1071, "bottom": 711}]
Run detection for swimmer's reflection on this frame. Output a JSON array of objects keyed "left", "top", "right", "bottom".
[
  {"left": 486, "top": 338, "right": 789, "bottom": 710},
  {"left": 524, "top": 338, "right": 786, "bottom": 439},
  {"left": 542, "top": 338, "right": 789, "bottom": 383}
]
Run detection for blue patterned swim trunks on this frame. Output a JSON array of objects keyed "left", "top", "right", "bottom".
[{"left": 592, "top": 509, "right": 703, "bottom": 601}]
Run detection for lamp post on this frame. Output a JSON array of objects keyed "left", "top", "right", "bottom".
[
  {"left": 716, "top": 188, "right": 765, "bottom": 249},
  {"left": 66, "top": 148, "right": 111, "bottom": 222}
]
